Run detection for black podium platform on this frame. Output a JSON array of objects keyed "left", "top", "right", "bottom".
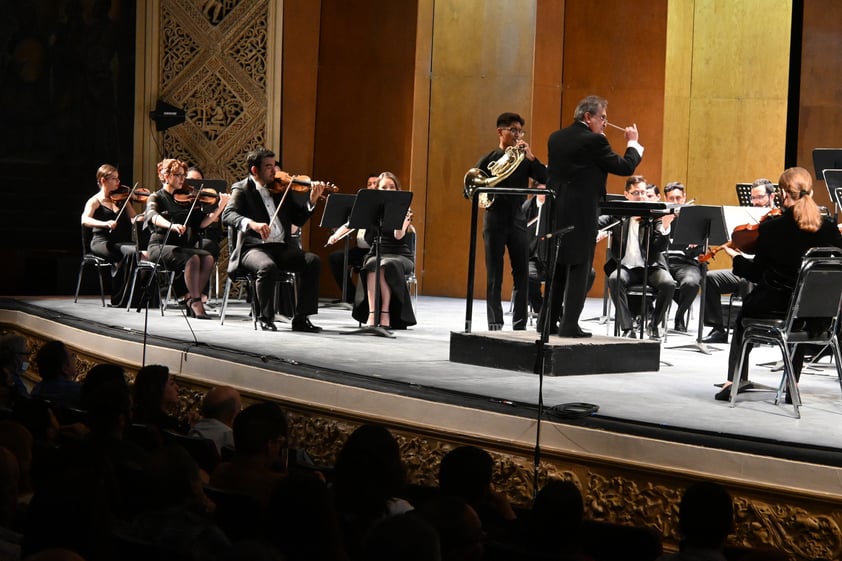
[{"left": 449, "top": 331, "right": 661, "bottom": 375}]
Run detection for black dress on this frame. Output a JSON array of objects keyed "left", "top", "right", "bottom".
[
  {"left": 352, "top": 229, "right": 417, "bottom": 329},
  {"left": 90, "top": 204, "right": 137, "bottom": 306},
  {"left": 144, "top": 189, "right": 212, "bottom": 268}
]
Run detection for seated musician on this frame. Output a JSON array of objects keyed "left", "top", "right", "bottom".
[
  {"left": 221, "top": 148, "right": 324, "bottom": 332},
  {"left": 186, "top": 165, "right": 231, "bottom": 306},
  {"left": 80, "top": 164, "right": 143, "bottom": 307},
  {"left": 144, "top": 158, "right": 217, "bottom": 319},
  {"left": 702, "top": 178, "right": 777, "bottom": 343},
  {"left": 327, "top": 173, "right": 380, "bottom": 303},
  {"left": 714, "top": 167, "right": 842, "bottom": 401},
  {"left": 349, "top": 172, "right": 417, "bottom": 330},
  {"left": 522, "top": 184, "right": 549, "bottom": 316},
  {"left": 603, "top": 176, "right": 675, "bottom": 339},
  {"left": 661, "top": 182, "right": 703, "bottom": 332}
]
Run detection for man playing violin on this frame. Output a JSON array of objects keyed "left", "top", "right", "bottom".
[
  {"left": 222, "top": 148, "right": 325, "bottom": 332},
  {"left": 701, "top": 178, "right": 777, "bottom": 343}
]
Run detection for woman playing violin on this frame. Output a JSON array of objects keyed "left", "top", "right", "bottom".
[
  {"left": 144, "top": 158, "right": 217, "bottom": 319},
  {"left": 80, "top": 164, "right": 142, "bottom": 306},
  {"left": 350, "top": 171, "right": 417, "bottom": 330},
  {"left": 715, "top": 167, "right": 842, "bottom": 401},
  {"left": 186, "top": 166, "right": 230, "bottom": 304}
]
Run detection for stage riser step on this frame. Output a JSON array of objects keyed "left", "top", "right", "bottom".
[{"left": 449, "top": 331, "right": 660, "bottom": 375}]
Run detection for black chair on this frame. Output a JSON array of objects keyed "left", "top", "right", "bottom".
[
  {"left": 405, "top": 229, "right": 419, "bottom": 314},
  {"left": 74, "top": 225, "right": 111, "bottom": 306},
  {"left": 124, "top": 422, "right": 163, "bottom": 450},
  {"left": 581, "top": 519, "right": 663, "bottom": 561},
  {"left": 125, "top": 221, "right": 177, "bottom": 314},
  {"left": 731, "top": 248, "right": 842, "bottom": 417},
  {"left": 219, "top": 229, "right": 296, "bottom": 329},
  {"left": 160, "top": 429, "right": 220, "bottom": 474}
]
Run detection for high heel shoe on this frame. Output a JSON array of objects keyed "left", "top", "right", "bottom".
[
  {"left": 379, "top": 311, "right": 390, "bottom": 329},
  {"left": 189, "top": 298, "right": 211, "bottom": 320}
]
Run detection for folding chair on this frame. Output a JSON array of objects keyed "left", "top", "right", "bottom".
[
  {"left": 218, "top": 229, "right": 296, "bottom": 329},
  {"left": 74, "top": 225, "right": 111, "bottom": 306},
  {"left": 125, "top": 221, "right": 177, "bottom": 314},
  {"left": 731, "top": 248, "right": 842, "bottom": 417},
  {"left": 405, "top": 229, "right": 418, "bottom": 314}
]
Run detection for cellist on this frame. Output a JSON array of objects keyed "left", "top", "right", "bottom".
[{"left": 714, "top": 167, "right": 842, "bottom": 401}]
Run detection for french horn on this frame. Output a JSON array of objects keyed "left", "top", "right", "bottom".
[{"left": 463, "top": 145, "right": 526, "bottom": 208}]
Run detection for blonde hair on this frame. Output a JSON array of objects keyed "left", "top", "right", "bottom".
[
  {"left": 778, "top": 167, "right": 821, "bottom": 232},
  {"left": 95, "top": 164, "right": 117, "bottom": 187},
  {"left": 378, "top": 171, "right": 402, "bottom": 191}
]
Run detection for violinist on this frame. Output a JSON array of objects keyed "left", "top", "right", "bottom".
[
  {"left": 349, "top": 172, "right": 417, "bottom": 330},
  {"left": 144, "top": 158, "right": 216, "bottom": 319},
  {"left": 186, "top": 166, "right": 230, "bottom": 305},
  {"left": 714, "top": 167, "right": 842, "bottom": 401},
  {"left": 701, "top": 178, "right": 777, "bottom": 343},
  {"left": 221, "top": 148, "right": 324, "bottom": 332},
  {"left": 80, "top": 164, "right": 143, "bottom": 307}
]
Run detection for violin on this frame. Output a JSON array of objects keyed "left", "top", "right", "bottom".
[
  {"left": 109, "top": 185, "right": 152, "bottom": 204},
  {"left": 271, "top": 170, "right": 338, "bottom": 197},
  {"left": 698, "top": 208, "right": 782, "bottom": 263},
  {"left": 173, "top": 186, "right": 221, "bottom": 206}
]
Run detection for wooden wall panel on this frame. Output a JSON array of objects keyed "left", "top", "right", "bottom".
[
  {"left": 798, "top": 0, "right": 842, "bottom": 209},
  {"left": 423, "top": 0, "right": 539, "bottom": 298},
  {"left": 308, "top": 0, "right": 419, "bottom": 298}
]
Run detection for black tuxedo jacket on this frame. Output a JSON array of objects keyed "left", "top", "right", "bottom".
[
  {"left": 547, "top": 121, "right": 642, "bottom": 264},
  {"left": 599, "top": 215, "right": 670, "bottom": 276},
  {"left": 222, "top": 176, "right": 314, "bottom": 272}
]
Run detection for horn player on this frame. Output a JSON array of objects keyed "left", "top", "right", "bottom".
[{"left": 474, "top": 112, "right": 548, "bottom": 332}]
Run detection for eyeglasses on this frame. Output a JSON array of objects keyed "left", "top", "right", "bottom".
[
  {"left": 589, "top": 113, "right": 607, "bottom": 122},
  {"left": 502, "top": 127, "right": 525, "bottom": 136},
  {"left": 750, "top": 194, "right": 769, "bottom": 200},
  {"left": 170, "top": 173, "right": 186, "bottom": 178},
  {"left": 628, "top": 190, "right": 648, "bottom": 197}
]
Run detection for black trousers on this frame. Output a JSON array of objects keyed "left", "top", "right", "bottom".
[
  {"left": 240, "top": 242, "right": 320, "bottom": 322},
  {"left": 483, "top": 216, "right": 529, "bottom": 330}
]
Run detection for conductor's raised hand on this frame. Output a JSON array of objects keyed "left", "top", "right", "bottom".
[{"left": 624, "top": 123, "right": 639, "bottom": 142}]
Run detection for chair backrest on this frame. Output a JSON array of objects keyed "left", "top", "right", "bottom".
[
  {"left": 405, "top": 229, "right": 416, "bottom": 263},
  {"left": 81, "top": 224, "right": 94, "bottom": 256},
  {"left": 784, "top": 250, "right": 842, "bottom": 335}
]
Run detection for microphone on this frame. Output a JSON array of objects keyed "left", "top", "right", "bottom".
[{"left": 540, "top": 225, "right": 575, "bottom": 241}]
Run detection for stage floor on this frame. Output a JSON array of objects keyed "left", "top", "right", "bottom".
[{"left": 3, "top": 294, "right": 842, "bottom": 468}]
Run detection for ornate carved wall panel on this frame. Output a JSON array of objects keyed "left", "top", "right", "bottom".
[{"left": 150, "top": 0, "right": 275, "bottom": 184}]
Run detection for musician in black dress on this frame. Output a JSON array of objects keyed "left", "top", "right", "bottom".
[
  {"left": 186, "top": 165, "right": 230, "bottom": 305},
  {"left": 80, "top": 163, "right": 142, "bottom": 306},
  {"left": 351, "top": 172, "right": 417, "bottom": 330},
  {"left": 715, "top": 167, "right": 842, "bottom": 401},
  {"left": 144, "top": 158, "right": 216, "bottom": 319}
]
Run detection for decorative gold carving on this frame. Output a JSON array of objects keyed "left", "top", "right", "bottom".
[{"left": 161, "top": 8, "right": 200, "bottom": 85}]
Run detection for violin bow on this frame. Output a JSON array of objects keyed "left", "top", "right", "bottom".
[{"left": 112, "top": 182, "right": 141, "bottom": 225}]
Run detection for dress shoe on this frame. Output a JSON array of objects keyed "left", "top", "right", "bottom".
[
  {"left": 714, "top": 380, "right": 754, "bottom": 401},
  {"left": 291, "top": 317, "right": 323, "bottom": 333},
  {"left": 189, "top": 298, "right": 212, "bottom": 320},
  {"left": 702, "top": 329, "right": 728, "bottom": 344},
  {"left": 558, "top": 326, "right": 592, "bottom": 338},
  {"left": 621, "top": 329, "right": 637, "bottom": 339},
  {"left": 258, "top": 318, "right": 278, "bottom": 331},
  {"left": 646, "top": 324, "right": 661, "bottom": 339},
  {"left": 674, "top": 318, "right": 687, "bottom": 332}
]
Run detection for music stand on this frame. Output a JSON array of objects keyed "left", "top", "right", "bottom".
[
  {"left": 342, "top": 189, "right": 412, "bottom": 338},
  {"left": 185, "top": 178, "right": 228, "bottom": 193},
  {"left": 813, "top": 148, "right": 842, "bottom": 181},
  {"left": 667, "top": 205, "right": 729, "bottom": 354},
  {"left": 320, "top": 193, "right": 357, "bottom": 310},
  {"left": 822, "top": 169, "right": 842, "bottom": 216}
]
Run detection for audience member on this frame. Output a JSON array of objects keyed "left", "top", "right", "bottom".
[
  {"left": 438, "top": 445, "right": 516, "bottom": 543},
  {"left": 414, "top": 495, "right": 484, "bottom": 561},
  {"left": 125, "top": 445, "right": 229, "bottom": 561},
  {"left": 267, "top": 470, "right": 347, "bottom": 561},
  {"left": 361, "top": 512, "right": 441, "bottom": 561},
  {"left": 656, "top": 481, "right": 733, "bottom": 561},
  {"left": 0, "top": 446, "right": 20, "bottom": 529},
  {"left": 22, "top": 548, "right": 87, "bottom": 561},
  {"left": 189, "top": 386, "right": 241, "bottom": 454},
  {"left": 528, "top": 479, "right": 590, "bottom": 561},
  {"left": 0, "top": 421, "right": 34, "bottom": 501},
  {"left": 132, "top": 364, "right": 189, "bottom": 434},
  {"left": 209, "top": 402, "right": 288, "bottom": 506},
  {"left": 31, "top": 341, "right": 81, "bottom": 409},
  {"left": 333, "top": 424, "right": 412, "bottom": 559},
  {"left": 0, "top": 335, "right": 30, "bottom": 404}
]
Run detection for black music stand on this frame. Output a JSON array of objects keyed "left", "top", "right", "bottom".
[
  {"left": 185, "top": 178, "right": 228, "bottom": 193},
  {"left": 822, "top": 169, "right": 842, "bottom": 216},
  {"left": 667, "top": 205, "right": 728, "bottom": 354},
  {"left": 813, "top": 148, "right": 842, "bottom": 182},
  {"left": 319, "top": 193, "right": 357, "bottom": 310},
  {"left": 342, "top": 189, "right": 412, "bottom": 338}
]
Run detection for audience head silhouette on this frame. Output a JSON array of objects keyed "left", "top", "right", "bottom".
[{"left": 678, "top": 481, "right": 734, "bottom": 549}]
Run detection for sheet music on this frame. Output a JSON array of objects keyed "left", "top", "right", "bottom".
[{"left": 721, "top": 205, "right": 768, "bottom": 240}]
